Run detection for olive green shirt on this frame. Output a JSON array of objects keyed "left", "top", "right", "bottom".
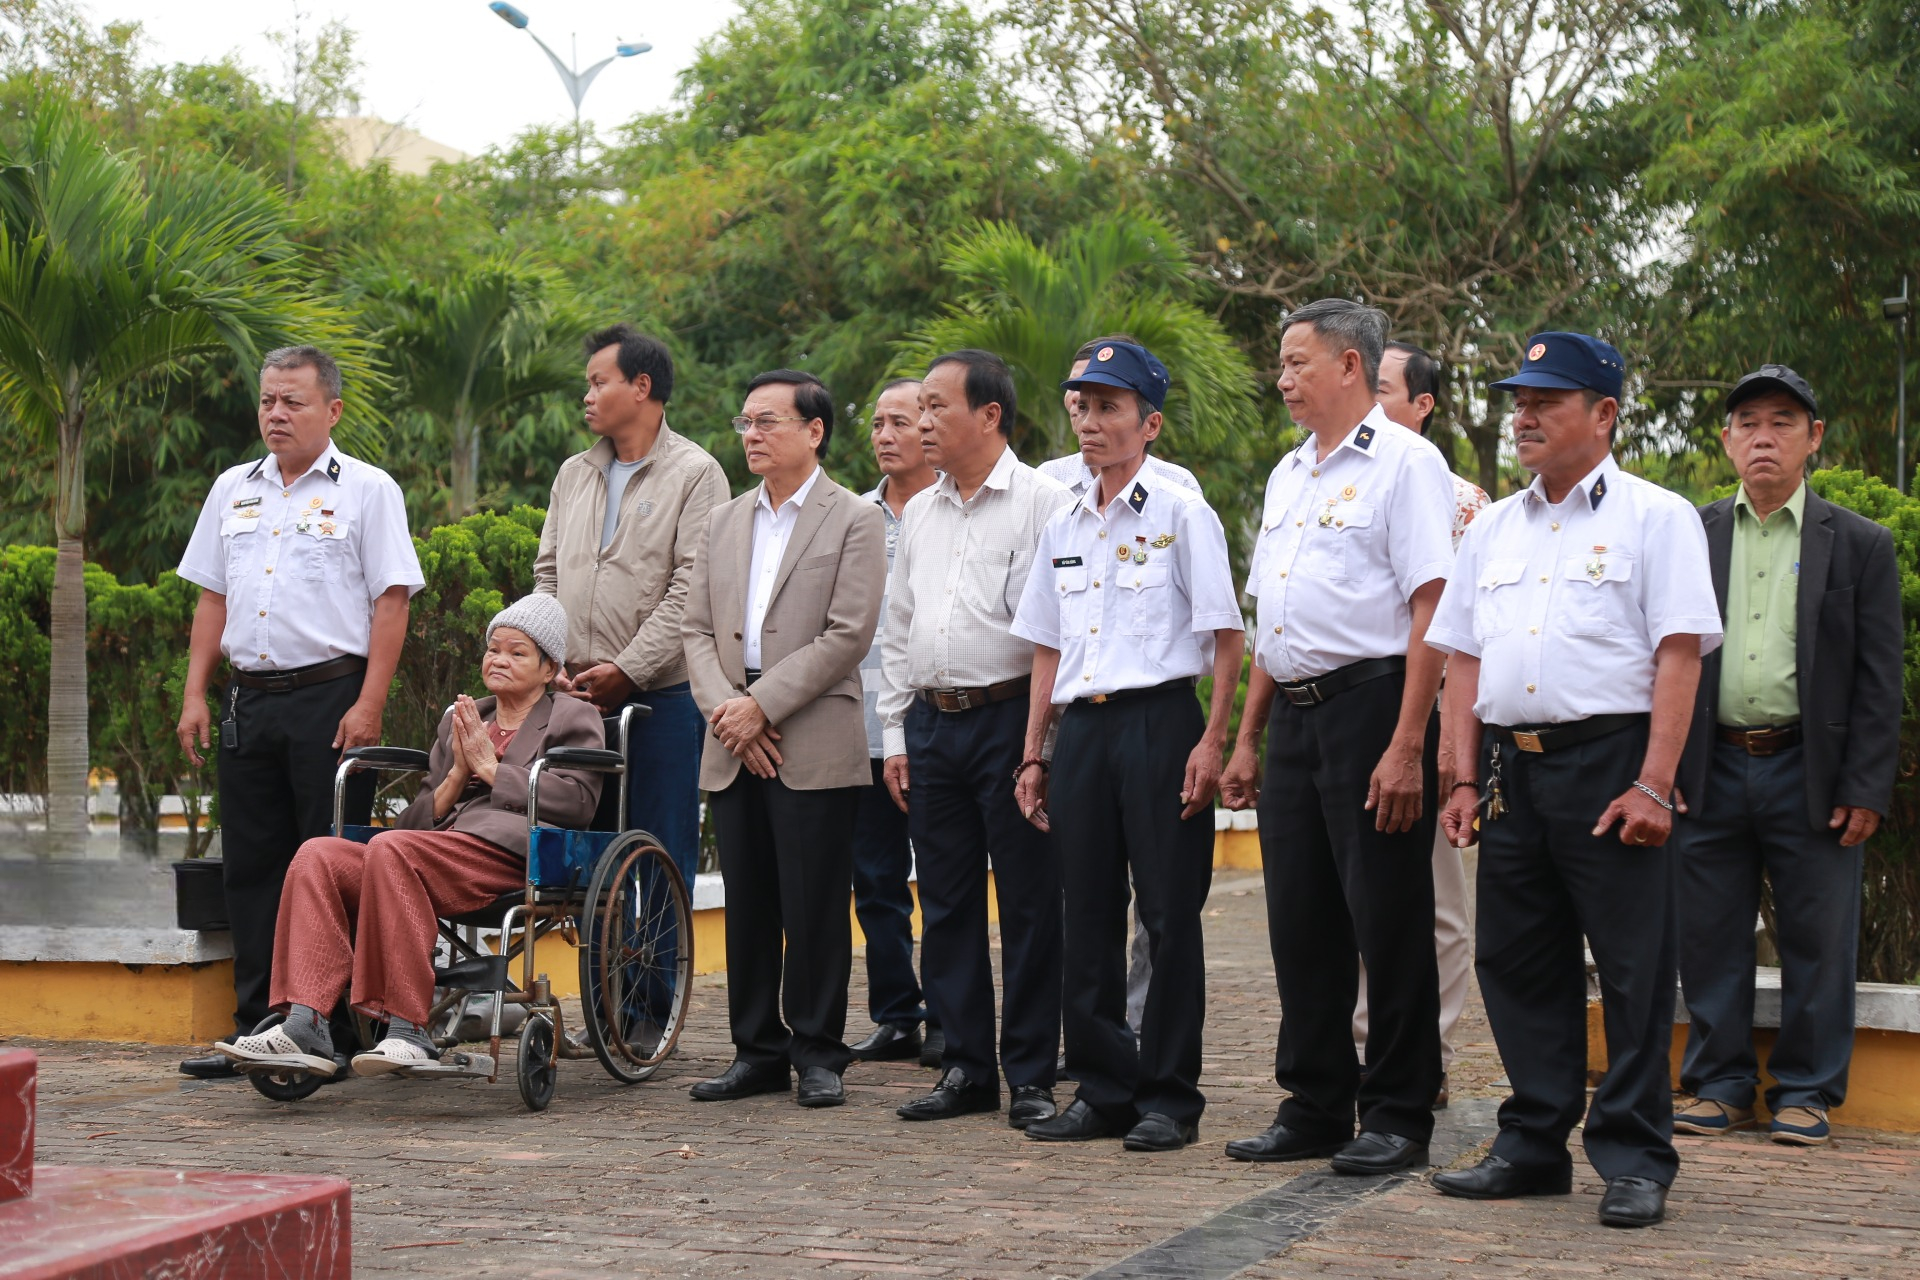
[{"left": 1718, "top": 481, "right": 1805, "bottom": 727}]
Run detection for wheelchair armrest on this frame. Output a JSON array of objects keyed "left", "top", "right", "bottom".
[
  {"left": 542, "top": 747, "right": 625, "bottom": 772},
  {"left": 342, "top": 746, "right": 431, "bottom": 771}
]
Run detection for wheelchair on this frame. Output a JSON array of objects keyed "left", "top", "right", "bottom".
[{"left": 239, "top": 704, "right": 695, "bottom": 1111}]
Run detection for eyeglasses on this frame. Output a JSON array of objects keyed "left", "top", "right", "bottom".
[{"left": 731, "top": 414, "right": 810, "bottom": 435}]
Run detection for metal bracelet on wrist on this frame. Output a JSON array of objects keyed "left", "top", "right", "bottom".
[
  {"left": 1450, "top": 780, "right": 1480, "bottom": 792},
  {"left": 1632, "top": 781, "right": 1675, "bottom": 812}
]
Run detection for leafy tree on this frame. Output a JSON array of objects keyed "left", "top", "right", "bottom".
[
  {"left": 1015, "top": 0, "right": 1658, "bottom": 493},
  {"left": 0, "top": 99, "right": 368, "bottom": 847},
  {"left": 1632, "top": 0, "right": 1920, "bottom": 478},
  {"left": 890, "top": 211, "right": 1267, "bottom": 559},
  {"left": 352, "top": 251, "right": 581, "bottom": 517}
]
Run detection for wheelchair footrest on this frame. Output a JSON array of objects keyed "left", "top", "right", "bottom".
[
  {"left": 394, "top": 1051, "right": 494, "bottom": 1079},
  {"left": 433, "top": 955, "right": 509, "bottom": 992}
]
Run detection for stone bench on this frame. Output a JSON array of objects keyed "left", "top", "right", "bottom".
[{"left": 0, "top": 1049, "right": 351, "bottom": 1279}]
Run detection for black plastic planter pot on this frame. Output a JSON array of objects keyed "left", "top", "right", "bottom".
[{"left": 173, "top": 858, "right": 229, "bottom": 931}]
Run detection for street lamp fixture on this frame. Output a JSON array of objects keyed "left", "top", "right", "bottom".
[
  {"left": 1886, "top": 277, "right": 1911, "bottom": 494},
  {"left": 487, "top": 2, "right": 650, "bottom": 165}
]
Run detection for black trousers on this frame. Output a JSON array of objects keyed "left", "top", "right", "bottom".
[
  {"left": 851, "top": 757, "right": 930, "bottom": 1030},
  {"left": 906, "top": 696, "right": 1060, "bottom": 1089},
  {"left": 1678, "top": 739, "right": 1860, "bottom": 1113},
  {"left": 1475, "top": 719, "right": 1678, "bottom": 1185},
  {"left": 217, "top": 671, "right": 370, "bottom": 1035},
  {"left": 1052, "top": 685, "right": 1214, "bottom": 1127},
  {"left": 1257, "top": 670, "right": 1441, "bottom": 1144},
  {"left": 709, "top": 772, "right": 860, "bottom": 1074}
]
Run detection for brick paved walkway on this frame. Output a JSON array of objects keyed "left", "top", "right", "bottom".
[{"left": 18, "top": 868, "right": 1920, "bottom": 1278}]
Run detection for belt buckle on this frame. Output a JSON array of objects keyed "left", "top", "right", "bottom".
[
  {"left": 1511, "top": 730, "right": 1544, "bottom": 753},
  {"left": 951, "top": 689, "right": 975, "bottom": 711},
  {"left": 1088, "top": 693, "right": 1110, "bottom": 704},
  {"left": 1282, "top": 683, "right": 1319, "bottom": 708}
]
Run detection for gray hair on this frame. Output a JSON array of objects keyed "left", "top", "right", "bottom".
[
  {"left": 261, "top": 345, "right": 343, "bottom": 402},
  {"left": 1280, "top": 299, "right": 1390, "bottom": 390}
]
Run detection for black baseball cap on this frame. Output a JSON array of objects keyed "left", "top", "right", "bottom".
[
  {"left": 1726, "top": 363, "right": 1818, "bottom": 418},
  {"left": 1062, "top": 341, "right": 1170, "bottom": 410}
]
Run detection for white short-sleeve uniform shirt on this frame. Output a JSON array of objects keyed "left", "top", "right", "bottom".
[
  {"left": 1425, "top": 454, "right": 1724, "bottom": 726},
  {"left": 176, "top": 444, "right": 424, "bottom": 673},
  {"left": 1012, "top": 472, "right": 1243, "bottom": 702},
  {"left": 1244, "top": 405, "right": 1457, "bottom": 682}
]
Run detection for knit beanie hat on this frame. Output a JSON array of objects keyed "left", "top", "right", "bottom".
[{"left": 486, "top": 593, "right": 568, "bottom": 668}]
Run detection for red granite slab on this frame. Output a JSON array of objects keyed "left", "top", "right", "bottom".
[
  {"left": 0, "top": 1166, "right": 349, "bottom": 1280},
  {"left": 0, "top": 1048, "right": 32, "bottom": 1203}
]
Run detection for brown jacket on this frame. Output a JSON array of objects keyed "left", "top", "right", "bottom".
[
  {"left": 533, "top": 425, "right": 730, "bottom": 691},
  {"left": 682, "top": 472, "right": 886, "bottom": 792},
  {"left": 395, "top": 693, "right": 606, "bottom": 858}
]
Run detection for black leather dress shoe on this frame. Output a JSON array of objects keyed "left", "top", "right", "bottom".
[
  {"left": 1598, "top": 1176, "right": 1667, "bottom": 1227},
  {"left": 1431, "top": 1155, "right": 1574, "bottom": 1200},
  {"left": 688, "top": 1060, "right": 790, "bottom": 1102},
  {"left": 897, "top": 1067, "right": 998, "bottom": 1121},
  {"left": 918, "top": 1027, "right": 945, "bottom": 1069},
  {"left": 1008, "top": 1085, "right": 1057, "bottom": 1129},
  {"left": 179, "top": 1054, "right": 243, "bottom": 1080},
  {"left": 1330, "top": 1131, "right": 1430, "bottom": 1174},
  {"left": 850, "top": 1024, "right": 922, "bottom": 1062},
  {"left": 1224, "top": 1121, "right": 1348, "bottom": 1163},
  {"left": 1025, "top": 1098, "right": 1116, "bottom": 1142},
  {"left": 1124, "top": 1112, "right": 1198, "bottom": 1151},
  {"left": 796, "top": 1066, "right": 845, "bottom": 1108}
]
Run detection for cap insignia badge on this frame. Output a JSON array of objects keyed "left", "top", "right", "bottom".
[
  {"left": 1097, "top": 346, "right": 1114, "bottom": 362},
  {"left": 1528, "top": 343, "right": 1547, "bottom": 360}
]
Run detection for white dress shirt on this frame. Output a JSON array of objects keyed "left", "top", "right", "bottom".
[
  {"left": 176, "top": 444, "right": 424, "bottom": 672},
  {"left": 1012, "top": 469, "right": 1243, "bottom": 701},
  {"left": 877, "top": 447, "right": 1073, "bottom": 758},
  {"left": 743, "top": 465, "right": 823, "bottom": 669},
  {"left": 1426, "top": 454, "right": 1724, "bottom": 726},
  {"left": 1037, "top": 451, "right": 1202, "bottom": 497},
  {"left": 1245, "top": 404, "right": 1457, "bottom": 681}
]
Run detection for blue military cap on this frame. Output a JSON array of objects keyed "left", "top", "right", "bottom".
[
  {"left": 1489, "top": 332, "right": 1625, "bottom": 400},
  {"left": 1062, "top": 341, "right": 1170, "bottom": 410}
]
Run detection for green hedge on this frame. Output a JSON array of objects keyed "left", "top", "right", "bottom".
[
  {"left": 1808, "top": 471, "right": 1920, "bottom": 984},
  {"left": 0, "top": 508, "right": 545, "bottom": 847}
]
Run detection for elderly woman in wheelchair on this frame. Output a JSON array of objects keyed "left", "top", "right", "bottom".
[{"left": 213, "top": 594, "right": 604, "bottom": 1079}]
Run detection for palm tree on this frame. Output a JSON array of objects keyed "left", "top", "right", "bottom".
[
  {"left": 354, "top": 252, "right": 580, "bottom": 517},
  {"left": 890, "top": 211, "right": 1262, "bottom": 461},
  {"left": 0, "top": 101, "right": 362, "bottom": 848}
]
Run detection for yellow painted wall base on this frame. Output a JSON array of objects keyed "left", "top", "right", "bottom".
[
  {"left": 1584, "top": 1003, "right": 1920, "bottom": 1133},
  {"left": 0, "top": 960, "right": 235, "bottom": 1044},
  {"left": 1215, "top": 829, "right": 1261, "bottom": 871},
  {"left": 15, "top": 836, "right": 1268, "bottom": 1045}
]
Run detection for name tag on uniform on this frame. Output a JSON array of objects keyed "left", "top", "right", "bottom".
[
  {"left": 231, "top": 497, "right": 262, "bottom": 509},
  {"left": 1052, "top": 556, "right": 1083, "bottom": 568}
]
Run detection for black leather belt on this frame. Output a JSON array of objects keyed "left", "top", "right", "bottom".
[
  {"left": 1074, "top": 677, "right": 1196, "bottom": 707},
  {"left": 1492, "top": 712, "right": 1647, "bottom": 754},
  {"left": 925, "top": 676, "right": 1030, "bottom": 713},
  {"left": 1276, "top": 657, "right": 1405, "bottom": 708},
  {"left": 1717, "top": 723, "right": 1802, "bottom": 755},
  {"left": 230, "top": 654, "right": 366, "bottom": 693}
]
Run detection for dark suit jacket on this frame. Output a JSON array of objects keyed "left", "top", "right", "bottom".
[
  {"left": 1679, "top": 488, "right": 1903, "bottom": 826},
  {"left": 682, "top": 472, "right": 886, "bottom": 792},
  {"left": 394, "top": 692, "right": 605, "bottom": 857}
]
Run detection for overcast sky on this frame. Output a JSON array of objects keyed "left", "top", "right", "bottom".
[{"left": 91, "top": 0, "right": 742, "bottom": 157}]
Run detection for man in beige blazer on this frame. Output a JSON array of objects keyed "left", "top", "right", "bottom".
[{"left": 682, "top": 369, "right": 887, "bottom": 1109}]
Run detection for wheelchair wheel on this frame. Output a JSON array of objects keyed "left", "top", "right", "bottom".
[
  {"left": 579, "top": 830, "right": 692, "bottom": 1084},
  {"left": 243, "top": 1014, "right": 332, "bottom": 1102},
  {"left": 516, "top": 1013, "right": 557, "bottom": 1111}
]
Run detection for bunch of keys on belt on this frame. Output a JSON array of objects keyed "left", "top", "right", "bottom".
[{"left": 1478, "top": 742, "right": 1507, "bottom": 823}]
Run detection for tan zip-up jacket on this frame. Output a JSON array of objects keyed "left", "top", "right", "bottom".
[{"left": 534, "top": 423, "right": 731, "bottom": 691}]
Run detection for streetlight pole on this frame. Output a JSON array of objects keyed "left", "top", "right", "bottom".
[
  {"left": 1887, "top": 277, "right": 1911, "bottom": 494},
  {"left": 487, "top": 3, "right": 651, "bottom": 167}
]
